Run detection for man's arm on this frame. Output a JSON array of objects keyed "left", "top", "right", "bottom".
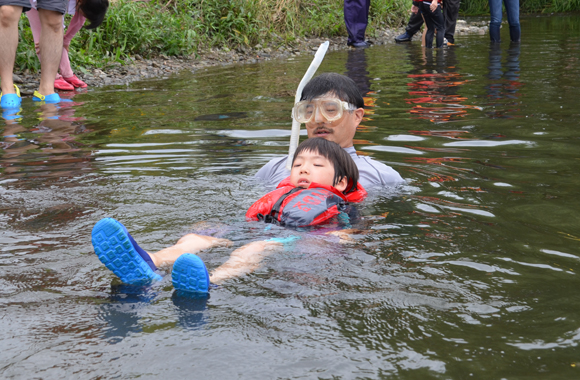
[{"left": 355, "top": 156, "right": 405, "bottom": 189}]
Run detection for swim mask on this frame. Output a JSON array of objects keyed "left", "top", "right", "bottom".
[{"left": 292, "top": 98, "right": 357, "bottom": 124}]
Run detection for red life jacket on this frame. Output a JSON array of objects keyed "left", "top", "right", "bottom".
[{"left": 246, "top": 179, "right": 367, "bottom": 227}]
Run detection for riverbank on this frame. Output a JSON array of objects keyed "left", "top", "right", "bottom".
[{"left": 12, "top": 19, "right": 489, "bottom": 96}]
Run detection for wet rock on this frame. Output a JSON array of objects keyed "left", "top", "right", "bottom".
[{"left": 13, "top": 74, "right": 24, "bottom": 83}]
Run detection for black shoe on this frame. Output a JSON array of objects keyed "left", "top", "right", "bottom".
[
  {"left": 395, "top": 32, "right": 413, "bottom": 43},
  {"left": 348, "top": 41, "right": 370, "bottom": 48}
]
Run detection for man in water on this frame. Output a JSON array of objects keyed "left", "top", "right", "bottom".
[{"left": 255, "top": 73, "right": 404, "bottom": 190}]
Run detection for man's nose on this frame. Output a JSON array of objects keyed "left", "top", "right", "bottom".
[
  {"left": 300, "top": 164, "right": 310, "bottom": 173},
  {"left": 313, "top": 107, "right": 326, "bottom": 123}
]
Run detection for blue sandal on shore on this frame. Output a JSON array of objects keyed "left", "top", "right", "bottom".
[
  {"left": 172, "top": 254, "right": 210, "bottom": 295},
  {"left": 91, "top": 218, "right": 162, "bottom": 284}
]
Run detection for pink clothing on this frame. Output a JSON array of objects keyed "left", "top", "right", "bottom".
[{"left": 26, "top": 8, "right": 86, "bottom": 79}]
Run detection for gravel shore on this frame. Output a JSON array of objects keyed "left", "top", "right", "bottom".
[{"left": 12, "top": 19, "right": 488, "bottom": 95}]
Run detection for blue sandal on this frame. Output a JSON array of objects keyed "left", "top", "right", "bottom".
[
  {"left": 91, "top": 218, "right": 162, "bottom": 284},
  {"left": 172, "top": 254, "right": 210, "bottom": 294},
  {"left": 1, "top": 85, "right": 22, "bottom": 108}
]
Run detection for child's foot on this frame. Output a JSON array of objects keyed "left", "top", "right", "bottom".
[
  {"left": 63, "top": 75, "right": 88, "bottom": 88},
  {"left": 54, "top": 78, "right": 75, "bottom": 91},
  {"left": 172, "top": 254, "right": 210, "bottom": 295},
  {"left": 91, "top": 218, "right": 162, "bottom": 284}
]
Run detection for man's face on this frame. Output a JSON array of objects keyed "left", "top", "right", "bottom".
[{"left": 303, "top": 93, "right": 364, "bottom": 148}]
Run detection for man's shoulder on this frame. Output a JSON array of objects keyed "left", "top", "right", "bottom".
[
  {"left": 352, "top": 153, "right": 405, "bottom": 188},
  {"left": 255, "top": 156, "right": 290, "bottom": 184}
]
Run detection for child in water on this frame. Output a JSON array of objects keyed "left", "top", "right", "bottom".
[
  {"left": 91, "top": 138, "right": 366, "bottom": 294},
  {"left": 412, "top": 0, "right": 445, "bottom": 48}
]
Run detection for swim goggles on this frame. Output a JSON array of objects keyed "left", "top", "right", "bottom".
[{"left": 292, "top": 98, "right": 357, "bottom": 124}]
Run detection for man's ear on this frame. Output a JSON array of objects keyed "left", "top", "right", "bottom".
[
  {"left": 334, "top": 176, "right": 348, "bottom": 193},
  {"left": 353, "top": 108, "right": 364, "bottom": 126}
]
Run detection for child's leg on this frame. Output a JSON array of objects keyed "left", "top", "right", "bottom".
[
  {"left": 91, "top": 218, "right": 230, "bottom": 284},
  {"left": 209, "top": 240, "right": 283, "bottom": 284},
  {"left": 149, "top": 233, "right": 231, "bottom": 268},
  {"left": 431, "top": 5, "right": 445, "bottom": 47},
  {"left": 25, "top": 8, "right": 42, "bottom": 57},
  {"left": 421, "top": 15, "right": 427, "bottom": 47},
  {"left": 171, "top": 239, "right": 284, "bottom": 294},
  {"left": 423, "top": 16, "right": 435, "bottom": 48},
  {"left": 59, "top": 47, "right": 73, "bottom": 79}
]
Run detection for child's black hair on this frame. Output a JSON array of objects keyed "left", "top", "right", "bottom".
[
  {"left": 79, "top": 0, "right": 109, "bottom": 30},
  {"left": 292, "top": 138, "right": 359, "bottom": 193},
  {"left": 300, "top": 73, "right": 365, "bottom": 109}
]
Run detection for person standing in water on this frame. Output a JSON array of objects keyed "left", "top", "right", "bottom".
[
  {"left": 488, "top": 0, "right": 520, "bottom": 43},
  {"left": 344, "top": 0, "right": 371, "bottom": 48},
  {"left": 1, "top": 0, "right": 65, "bottom": 106},
  {"left": 26, "top": 0, "right": 109, "bottom": 91}
]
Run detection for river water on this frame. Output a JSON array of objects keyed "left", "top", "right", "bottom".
[{"left": 1, "top": 15, "right": 579, "bottom": 379}]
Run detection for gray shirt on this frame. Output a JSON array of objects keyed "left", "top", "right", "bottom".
[{"left": 255, "top": 146, "right": 404, "bottom": 190}]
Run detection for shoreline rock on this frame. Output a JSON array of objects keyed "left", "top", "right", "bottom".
[{"left": 14, "top": 19, "right": 489, "bottom": 96}]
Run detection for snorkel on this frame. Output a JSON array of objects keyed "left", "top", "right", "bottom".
[{"left": 285, "top": 41, "right": 330, "bottom": 171}]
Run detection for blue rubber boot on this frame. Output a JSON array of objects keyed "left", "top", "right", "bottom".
[
  {"left": 1, "top": 85, "right": 22, "bottom": 108},
  {"left": 172, "top": 254, "right": 210, "bottom": 295},
  {"left": 91, "top": 218, "right": 162, "bottom": 284}
]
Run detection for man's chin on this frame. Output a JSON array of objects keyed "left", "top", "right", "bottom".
[{"left": 312, "top": 131, "right": 333, "bottom": 139}]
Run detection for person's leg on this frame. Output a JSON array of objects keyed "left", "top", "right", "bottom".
[
  {"left": 149, "top": 233, "right": 232, "bottom": 268},
  {"left": 0, "top": 5, "right": 22, "bottom": 96},
  {"left": 37, "top": 8, "right": 63, "bottom": 97},
  {"left": 504, "top": 0, "right": 520, "bottom": 42},
  {"left": 91, "top": 218, "right": 230, "bottom": 284},
  {"left": 208, "top": 240, "right": 282, "bottom": 284},
  {"left": 443, "top": 0, "right": 460, "bottom": 43},
  {"left": 25, "top": 7, "right": 42, "bottom": 56},
  {"left": 488, "top": 0, "right": 502, "bottom": 43},
  {"left": 395, "top": 11, "right": 424, "bottom": 42},
  {"left": 59, "top": 20, "right": 75, "bottom": 79},
  {"left": 407, "top": 11, "right": 424, "bottom": 36},
  {"left": 420, "top": 4, "right": 435, "bottom": 48},
  {"left": 344, "top": 0, "right": 369, "bottom": 45},
  {"left": 431, "top": 5, "right": 445, "bottom": 48},
  {"left": 172, "top": 239, "right": 284, "bottom": 294}
]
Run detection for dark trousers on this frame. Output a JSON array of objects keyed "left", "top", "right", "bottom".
[
  {"left": 344, "top": 0, "right": 371, "bottom": 45},
  {"left": 420, "top": 3, "right": 445, "bottom": 48},
  {"left": 406, "top": 0, "right": 461, "bottom": 43}
]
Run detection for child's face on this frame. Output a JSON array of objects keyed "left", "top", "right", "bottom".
[{"left": 290, "top": 150, "right": 347, "bottom": 192}]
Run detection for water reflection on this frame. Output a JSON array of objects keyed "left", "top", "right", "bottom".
[
  {"left": 0, "top": 95, "right": 92, "bottom": 179},
  {"left": 345, "top": 48, "right": 371, "bottom": 96},
  {"left": 2, "top": 15, "right": 580, "bottom": 379},
  {"left": 486, "top": 42, "right": 523, "bottom": 118},
  {"left": 405, "top": 47, "right": 474, "bottom": 124}
]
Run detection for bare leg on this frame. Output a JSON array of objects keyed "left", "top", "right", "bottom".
[
  {"left": 37, "top": 8, "right": 63, "bottom": 96},
  {"left": 209, "top": 240, "right": 283, "bottom": 284},
  {"left": 0, "top": 5, "right": 21, "bottom": 95},
  {"left": 149, "top": 233, "right": 232, "bottom": 268}
]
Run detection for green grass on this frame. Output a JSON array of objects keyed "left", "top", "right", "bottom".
[{"left": 12, "top": 0, "right": 580, "bottom": 73}]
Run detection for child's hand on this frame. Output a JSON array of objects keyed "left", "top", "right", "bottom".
[
  {"left": 430, "top": 1, "right": 438, "bottom": 12},
  {"left": 411, "top": 5, "right": 419, "bottom": 14}
]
